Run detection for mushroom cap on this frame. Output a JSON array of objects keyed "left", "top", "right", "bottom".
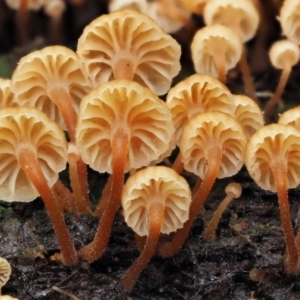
[
  {"left": 278, "top": 106, "right": 300, "bottom": 130},
  {"left": 0, "top": 296, "right": 19, "bottom": 300},
  {"left": 225, "top": 182, "right": 242, "bottom": 198},
  {"left": 0, "top": 257, "right": 11, "bottom": 290},
  {"left": 245, "top": 123, "right": 300, "bottom": 192},
  {"left": 166, "top": 74, "right": 235, "bottom": 142},
  {"left": 203, "top": 0, "right": 259, "bottom": 42},
  {"left": 77, "top": 9, "right": 181, "bottom": 95},
  {"left": 44, "top": 0, "right": 66, "bottom": 18},
  {"left": 5, "top": 0, "right": 45, "bottom": 10},
  {"left": 0, "top": 79, "right": 16, "bottom": 109},
  {"left": 122, "top": 166, "right": 192, "bottom": 236},
  {"left": 76, "top": 79, "right": 175, "bottom": 174},
  {"left": 191, "top": 24, "right": 242, "bottom": 76},
  {"left": 232, "top": 94, "right": 264, "bottom": 139},
  {"left": 269, "top": 39, "right": 300, "bottom": 70},
  {"left": 279, "top": 0, "right": 300, "bottom": 44},
  {"left": 108, "top": 0, "right": 148, "bottom": 12},
  {"left": 0, "top": 107, "right": 68, "bottom": 202},
  {"left": 11, "top": 46, "right": 92, "bottom": 130},
  {"left": 182, "top": 0, "right": 208, "bottom": 15},
  {"left": 179, "top": 111, "right": 247, "bottom": 179}
]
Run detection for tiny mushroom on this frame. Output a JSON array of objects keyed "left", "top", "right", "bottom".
[
  {"left": 0, "top": 257, "right": 11, "bottom": 295},
  {"left": 120, "top": 166, "right": 192, "bottom": 292}
]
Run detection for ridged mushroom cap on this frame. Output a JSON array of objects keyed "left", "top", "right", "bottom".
[
  {"left": 122, "top": 166, "right": 192, "bottom": 236},
  {"left": 0, "top": 107, "right": 68, "bottom": 202},
  {"left": 11, "top": 46, "right": 92, "bottom": 130},
  {"left": 191, "top": 24, "right": 242, "bottom": 76},
  {"left": 278, "top": 106, "right": 300, "bottom": 130},
  {"left": 203, "top": 0, "right": 259, "bottom": 42},
  {"left": 269, "top": 40, "right": 300, "bottom": 70},
  {"left": 0, "top": 257, "right": 11, "bottom": 290},
  {"left": 108, "top": 0, "right": 148, "bottom": 12},
  {"left": 245, "top": 124, "right": 300, "bottom": 192},
  {"left": 0, "top": 79, "right": 15, "bottom": 108},
  {"left": 5, "top": 0, "right": 45, "bottom": 10},
  {"left": 166, "top": 74, "right": 235, "bottom": 142},
  {"left": 179, "top": 111, "right": 247, "bottom": 179},
  {"left": 232, "top": 94, "right": 264, "bottom": 139},
  {"left": 279, "top": 0, "right": 300, "bottom": 44},
  {"left": 76, "top": 80, "right": 175, "bottom": 174},
  {"left": 77, "top": 9, "right": 181, "bottom": 95}
]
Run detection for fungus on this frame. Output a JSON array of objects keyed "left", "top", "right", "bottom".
[
  {"left": 77, "top": 9, "right": 181, "bottom": 95},
  {"left": 278, "top": 105, "right": 300, "bottom": 130},
  {"left": 11, "top": 45, "right": 93, "bottom": 214},
  {"left": 0, "top": 257, "right": 11, "bottom": 295},
  {"left": 232, "top": 94, "right": 264, "bottom": 139},
  {"left": 203, "top": 182, "right": 242, "bottom": 240},
  {"left": 108, "top": 0, "right": 148, "bottom": 12},
  {"left": 182, "top": 0, "right": 209, "bottom": 15},
  {"left": 264, "top": 40, "right": 300, "bottom": 123},
  {"left": 166, "top": 73, "right": 235, "bottom": 172},
  {"left": 76, "top": 79, "right": 175, "bottom": 263},
  {"left": 159, "top": 111, "right": 247, "bottom": 257},
  {"left": 244, "top": 123, "right": 300, "bottom": 273},
  {"left": 203, "top": 0, "right": 259, "bottom": 102},
  {"left": 0, "top": 79, "right": 15, "bottom": 108},
  {"left": 120, "top": 166, "right": 191, "bottom": 292},
  {"left": 0, "top": 107, "right": 77, "bottom": 266},
  {"left": 191, "top": 24, "right": 242, "bottom": 83}
]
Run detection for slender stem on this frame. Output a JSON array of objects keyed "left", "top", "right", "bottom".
[
  {"left": 121, "top": 203, "right": 164, "bottom": 292},
  {"left": 239, "top": 47, "right": 259, "bottom": 105},
  {"left": 264, "top": 67, "right": 291, "bottom": 123},
  {"left": 213, "top": 50, "right": 226, "bottom": 84},
  {"left": 17, "top": 0, "right": 29, "bottom": 46},
  {"left": 78, "top": 129, "right": 129, "bottom": 263},
  {"left": 271, "top": 161, "right": 298, "bottom": 273},
  {"left": 52, "top": 179, "right": 75, "bottom": 212},
  {"left": 172, "top": 153, "right": 184, "bottom": 174},
  {"left": 158, "top": 146, "right": 222, "bottom": 257},
  {"left": 18, "top": 147, "right": 78, "bottom": 266},
  {"left": 135, "top": 233, "right": 147, "bottom": 252}
]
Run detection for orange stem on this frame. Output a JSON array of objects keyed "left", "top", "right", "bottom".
[
  {"left": 172, "top": 153, "right": 184, "bottom": 174},
  {"left": 271, "top": 161, "right": 298, "bottom": 273},
  {"left": 121, "top": 202, "right": 164, "bottom": 292},
  {"left": 264, "top": 67, "right": 291, "bottom": 123},
  {"left": 78, "top": 129, "right": 129, "bottom": 263},
  {"left": 18, "top": 147, "right": 78, "bottom": 266},
  {"left": 159, "top": 146, "right": 222, "bottom": 257},
  {"left": 52, "top": 179, "right": 75, "bottom": 212},
  {"left": 17, "top": 0, "right": 29, "bottom": 45}
]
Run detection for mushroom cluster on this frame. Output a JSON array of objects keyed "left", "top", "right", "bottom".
[{"left": 3, "top": 2, "right": 300, "bottom": 296}]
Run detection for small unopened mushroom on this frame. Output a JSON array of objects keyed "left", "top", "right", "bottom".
[
  {"left": 159, "top": 111, "right": 247, "bottom": 257},
  {"left": 191, "top": 24, "right": 242, "bottom": 83},
  {"left": 232, "top": 94, "right": 264, "bottom": 139},
  {"left": 203, "top": 182, "right": 242, "bottom": 240},
  {"left": 120, "top": 166, "right": 191, "bottom": 292},
  {"left": 77, "top": 9, "right": 181, "bottom": 95},
  {"left": 203, "top": 0, "right": 259, "bottom": 102},
  {"left": 245, "top": 123, "right": 300, "bottom": 273},
  {"left": 264, "top": 40, "right": 300, "bottom": 123},
  {"left": 0, "top": 107, "right": 77, "bottom": 266},
  {"left": 76, "top": 79, "right": 175, "bottom": 263},
  {"left": 0, "top": 257, "right": 11, "bottom": 295},
  {"left": 279, "top": 0, "right": 300, "bottom": 45}
]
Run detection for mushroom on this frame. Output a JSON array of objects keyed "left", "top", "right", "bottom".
[
  {"left": 244, "top": 123, "right": 300, "bottom": 273},
  {"left": 108, "top": 0, "right": 148, "bottom": 12},
  {"left": 278, "top": 105, "right": 300, "bottom": 130},
  {"left": 264, "top": 40, "right": 300, "bottom": 123},
  {"left": 76, "top": 79, "right": 175, "bottom": 263},
  {"left": 182, "top": 0, "right": 209, "bottom": 15},
  {"left": 232, "top": 94, "right": 264, "bottom": 139},
  {"left": 120, "top": 166, "right": 192, "bottom": 292},
  {"left": 0, "top": 79, "right": 15, "bottom": 108},
  {"left": 0, "top": 257, "right": 11, "bottom": 295},
  {"left": 77, "top": 9, "right": 181, "bottom": 95},
  {"left": 203, "top": 0, "right": 260, "bottom": 102},
  {"left": 191, "top": 24, "right": 242, "bottom": 83},
  {"left": 11, "top": 45, "right": 93, "bottom": 214},
  {"left": 159, "top": 111, "right": 247, "bottom": 257},
  {"left": 0, "top": 107, "right": 77, "bottom": 266},
  {"left": 202, "top": 182, "right": 242, "bottom": 240},
  {"left": 166, "top": 73, "right": 235, "bottom": 172}
]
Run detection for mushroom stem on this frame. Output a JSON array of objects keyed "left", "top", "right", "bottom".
[
  {"left": 78, "top": 129, "right": 129, "bottom": 263},
  {"left": 159, "top": 146, "right": 222, "bottom": 257},
  {"left": 16, "top": 0, "right": 29, "bottom": 45},
  {"left": 121, "top": 202, "right": 164, "bottom": 292},
  {"left": 213, "top": 51, "right": 226, "bottom": 84},
  {"left": 17, "top": 146, "right": 78, "bottom": 266},
  {"left": 172, "top": 153, "right": 184, "bottom": 174},
  {"left": 239, "top": 47, "right": 258, "bottom": 104},
  {"left": 49, "top": 87, "right": 90, "bottom": 214},
  {"left": 52, "top": 179, "right": 76, "bottom": 212},
  {"left": 264, "top": 67, "right": 291, "bottom": 123},
  {"left": 271, "top": 161, "right": 298, "bottom": 273}
]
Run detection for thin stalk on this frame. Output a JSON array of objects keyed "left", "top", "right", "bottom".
[
  {"left": 52, "top": 179, "right": 75, "bottom": 212},
  {"left": 172, "top": 153, "right": 184, "bottom": 174},
  {"left": 17, "top": 0, "right": 29, "bottom": 45},
  {"left": 18, "top": 147, "right": 78, "bottom": 266},
  {"left": 159, "top": 146, "right": 222, "bottom": 257}
]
